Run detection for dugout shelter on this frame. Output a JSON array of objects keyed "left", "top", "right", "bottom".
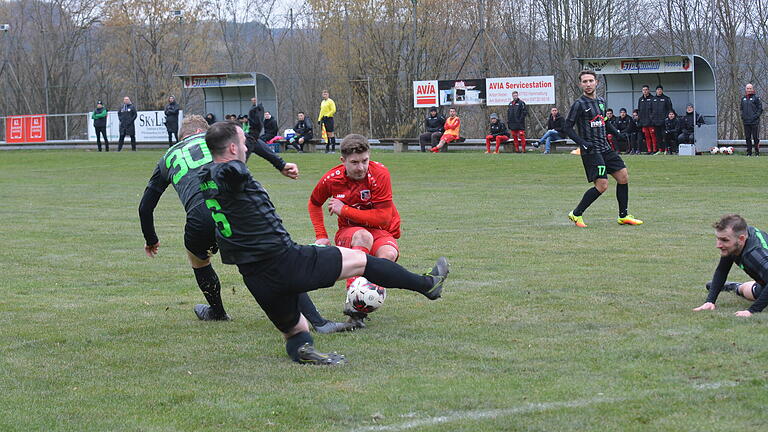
[
  {"left": 176, "top": 72, "right": 278, "bottom": 124},
  {"left": 576, "top": 55, "right": 717, "bottom": 152}
]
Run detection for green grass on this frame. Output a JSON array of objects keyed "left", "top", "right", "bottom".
[{"left": 1, "top": 149, "right": 768, "bottom": 431}]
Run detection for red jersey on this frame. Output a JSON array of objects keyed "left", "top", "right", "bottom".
[{"left": 309, "top": 161, "right": 401, "bottom": 239}]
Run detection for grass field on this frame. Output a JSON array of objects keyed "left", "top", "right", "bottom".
[{"left": 1, "top": 149, "right": 767, "bottom": 431}]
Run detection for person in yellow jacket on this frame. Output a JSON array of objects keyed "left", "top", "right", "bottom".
[{"left": 318, "top": 89, "right": 337, "bottom": 153}]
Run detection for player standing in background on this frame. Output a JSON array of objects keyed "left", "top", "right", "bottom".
[
  {"left": 695, "top": 214, "right": 768, "bottom": 317},
  {"left": 563, "top": 70, "right": 643, "bottom": 228},
  {"left": 308, "top": 134, "right": 402, "bottom": 324},
  {"left": 318, "top": 90, "right": 337, "bottom": 153},
  {"left": 198, "top": 122, "right": 449, "bottom": 364},
  {"left": 138, "top": 116, "right": 351, "bottom": 333}
]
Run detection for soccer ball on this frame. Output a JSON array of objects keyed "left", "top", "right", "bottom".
[
  {"left": 710, "top": 147, "right": 720, "bottom": 154},
  {"left": 719, "top": 147, "right": 729, "bottom": 154},
  {"left": 723, "top": 146, "right": 734, "bottom": 155},
  {"left": 346, "top": 277, "right": 386, "bottom": 313}
]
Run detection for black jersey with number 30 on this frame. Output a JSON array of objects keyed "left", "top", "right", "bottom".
[
  {"left": 145, "top": 133, "right": 214, "bottom": 212},
  {"left": 565, "top": 95, "right": 613, "bottom": 154}
]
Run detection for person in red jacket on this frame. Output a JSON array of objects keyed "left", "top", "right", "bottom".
[
  {"left": 308, "top": 134, "right": 402, "bottom": 325},
  {"left": 431, "top": 108, "right": 460, "bottom": 152}
]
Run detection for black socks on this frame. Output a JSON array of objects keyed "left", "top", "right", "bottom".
[
  {"left": 297, "top": 293, "right": 327, "bottom": 327},
  {"left": 573, "top": 187, "right": 603, "bottom": 216},
  {"left": 286, "top": 331, "right": 313, "bottom": 362},
  {"left": 193, "top": 265, "right": 226, "bottom": 317},
  {"left": 617, "top": 183, "right": 629, "bottom": 218},
  {"left": 362, "top": 255, "right": 432, "bottom": 293}
]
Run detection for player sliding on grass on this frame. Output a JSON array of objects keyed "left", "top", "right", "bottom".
[
  {"left": 138, "top": 115, "right": 352, "bottom": 334},
  {"left": 198, "top": 122, "right": 449, "bottom": 364},
  {"left": 563, "top": 70, "right": 643, "bottom": 228},
  {"left": 308, "top": 134, "right": 401, "bottom": 326},
  {"left": 694, "top": 214, "right": 768, "bottom": 317}
]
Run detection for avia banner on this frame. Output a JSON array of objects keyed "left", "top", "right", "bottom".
[
  {"left": 5, "top": 115, "right": 46, "bottom": 143},
  {"left": 413, "top": 76, "right": 555, "bottom": 108},
  {"left": 87, "top": 110, "right": 183, "bottom": 143}
]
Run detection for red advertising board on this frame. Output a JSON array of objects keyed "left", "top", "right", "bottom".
[{"left": 5, "top": 115, "right": 47, "bottom": 143}]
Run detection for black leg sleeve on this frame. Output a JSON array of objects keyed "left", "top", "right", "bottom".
[
  {"left": 297, "top": 293, "right": 327, "bottom": 327},
  {"left": 193, "top": 264, "right": 226, "bottom": 317},
  {"left": 362, "top": 255, "right": 432, "bottom": 293}
]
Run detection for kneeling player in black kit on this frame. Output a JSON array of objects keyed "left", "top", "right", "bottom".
[
  {"left": 139, "top": 115, "right": 351, "bottom": 333},
  {"left": 199, "top": 122, "right": 449, "bottom": 365},
  {"left": 694, "top": 214, "right": 768, "bottom": 317}
]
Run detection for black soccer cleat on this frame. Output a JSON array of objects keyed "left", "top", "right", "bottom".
[
  {"left": 194, "top": 304, "right": 231, "bottom": 321},
  {"left": 424, "top": 257, "right": 450, "bottom": 300},
  {"left": 342, "top": 301, "right": 369, "bottom": 322},
  {"left": 297, "top": 343, "right": 347, "bottom": 365},
  {"left": 313, "top": 320, "right": 357, "bottom": 334},
  {"left": 705, "top": 281, "right": 740, "bottom": 292}
]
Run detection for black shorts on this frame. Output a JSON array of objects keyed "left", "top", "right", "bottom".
[
  {"left": 184, "top": 210, "right": 218, "bottom": 260},
  {"left": 581, "top": 150, "right": 626, "bottom": 183},
  {"left": 237, "top": 245, "right": 343, "bottom": 333},
  {"left": 321, "top": 116, "right": 335, "bottom": 133}
]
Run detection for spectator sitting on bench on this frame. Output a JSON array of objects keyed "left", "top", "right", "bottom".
[
  {"left": 485, "top": 113, "right": 508, "bottom": 154},
  {"left": 677, "top": 103, "right": 704, "bottom": 145},
  {"left": 604, "top": 108, "right": 617, "bottom": 149},
  {"left": 238, "top": 115, "right": 250, "bottom": 134},
  {"left": 260, "top": 111, "right": 279, "bottom": 144},
  {"left": 419, "top": 106, "right": 445, "bottom": 152},
  {"left": 535, "top": 107, "right": 564, "bottom": 154},
  {"left": 662, "top": 111, "right": 680, "bottom": 155},
  {"left": 613, "top": 108, "right": 631, "bottom": 153},
  {"left": 288, "top": 111, "right": 313, "bottom": 152},
  {"left": 430, "top": 108, "right": 460, "bottom": 153}
]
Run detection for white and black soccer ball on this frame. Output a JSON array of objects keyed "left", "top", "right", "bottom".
[
  {"left": 724, "top": 146, "right": 734, "bottom": 155},
  {"left": 710, "top": 147, "right": 720, "bottom": 154},
  {"left": 346, "top": 277, "right": 386, "bottom": 313},
  {"left": 719, "top": 146, "right": 729, "bottom": 154}
]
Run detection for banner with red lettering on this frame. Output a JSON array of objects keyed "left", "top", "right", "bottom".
[
  {"left": 486, "top": 76, "right": 556, "bottom": 106},
  {"left": 413, "top": 80, "right": 438, "bottom": 108},
  {"left": 5, "top": 115, "right": 47, "bottom": 143}
]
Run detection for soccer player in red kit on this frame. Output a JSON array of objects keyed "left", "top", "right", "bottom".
[{"left": 309, "top": 134, "right": 401, "bottom": 324}]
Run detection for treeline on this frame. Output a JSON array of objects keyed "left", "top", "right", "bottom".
[{"left": 0, "top": 0, "right": 765, "bottom": 140}]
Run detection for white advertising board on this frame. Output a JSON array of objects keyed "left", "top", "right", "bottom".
[
  {"left": 485, "top": 76, "right": 556, "bottom": 106},
  {"left": 88, "top": 110, "right": 184, "bottom": 143}
]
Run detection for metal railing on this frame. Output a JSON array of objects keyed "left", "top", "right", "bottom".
[{"left": 0, "top": 112, "right": 92, "bottom": 143}]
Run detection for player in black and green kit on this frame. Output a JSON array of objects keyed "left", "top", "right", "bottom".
[
  {"left": 198, "top": 122, "right": 449, "bottom": 364},
  {"left": 139, "top": 115, "right": 352, "bottom": 333},
  {"left": 563, "top": 70, "right": 643, "bottom": 228},
  {"left": 694, "top": 214, "right": 768, "bottom": 317}
]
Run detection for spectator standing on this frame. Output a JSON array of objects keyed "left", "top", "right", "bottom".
[
  {"left": 419, "top": 107, "right": 445, "bottom": 152},
  {"left": 613, "top": 108, "right": 631, "bottom": 153},
  {"left": 260, "top": 111, "right": 278, "bottom": 143},
  {"left": 485, "top": 113, "right": 508, "bottom": 154},
  {"left": 117, "top": 96, "right": 137, "bottom": 151},
  {"left": 536, "top": 107, "right": 564, "bottom": 154},
  {"left": 318, "top": 89, "right": 337, "bottom": 153},
  {"left": 92, "top": 100, "right": 109, "bottom": 152},
  {"left": 662, "top": 111, "right": 680, "bottom": 154},
  {"left": 628, "top": 109, "right": 643, "bottom": 155},
  {"left": 507, "top": 91, "right": 528, "bottom": 152},
  {"left": 678, "top": 103, "right": 704, "bottom": 145},
  {"left": 650, "top": 85, "right": 673, "bottom": 155},
  {"left": 205, "top": 113, "right": 216, "bottom": 125},
  {"left": 248, "top": 97, "right": 264, "bottom": 137},
  {"left": 637, "top": 85, "right": 656, "bottom": 154},
  {"left": 289, "top": 112, "right": 313, "bottom": 152},
  {"left": 741, "top": 83, "right": 763, "bottom": 156},
  {"left": 430, "top": 108, "right": 460, "bottom": 153},
  {"left": 164, "top": 95, "right": 180, "bottom": 147}
]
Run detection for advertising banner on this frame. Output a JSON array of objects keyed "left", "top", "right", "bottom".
[
  {"left": 5, "top": 115, "right": 46, "bottom": 143},
  {"left": 88, "top": 110, "right": 183, "bottom": 143},
  {"left": 580, "top": 56, "right": 694, "bottom": 74},
  {"left": 182, "top": 73, "right": 255, "bottom": 88},
  {"left": 486, "top": 76, "right": 556, "bottom": 106},
  {"left": 438, "top": 79, "right": 486, "bottom": 106},
  {"left": 413, "top": 80, "right": 439, "bottom": 108}
]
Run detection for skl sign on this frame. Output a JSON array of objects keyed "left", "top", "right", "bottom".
[{"left": 413, "top": 80, "right": 438, "bottom": 108}]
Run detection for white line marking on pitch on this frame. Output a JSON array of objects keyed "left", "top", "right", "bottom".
[{"left": 353, "top": 381, "right": 741, "bottom": 431}]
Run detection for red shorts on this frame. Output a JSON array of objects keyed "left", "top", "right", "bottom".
[
  {"left": 442, "top": 134, "right": 459, "bottom": 143},
  {"left": 335, "top": 226, "right": 399, "bottom": 259}
]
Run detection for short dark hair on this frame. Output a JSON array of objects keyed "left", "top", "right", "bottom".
[
  {"left": 340, "top": 134, "right": 370, "bottom": 157},
  {"left": 297, "top": 111, "right": 305, "bottom": 115},
  {"left": 656, "top": 85, "right": 664, "bottom": 90},
  {"left": 713, "top": 214, "right": 747, "bottom": 234},
  {"left": 179, "top": 114, "right": 209, "bottom": 139},
  {"left": 606, "top": 108, "right": 614, "bottom": 113},
  {"left": 642, "top": 85, "right": 650, "bottom": 89},
  {"left": 632, "top": 109, "right": 639, "bottom": 114},
  {"left": 206, "top": 121, "right": 240, "bottom": 157},
  {"left": 620, "top": 108, "right": 627, "bottom": 113},
  {"left": 579, "top": 70, "right": 597, "bottom": 81}
]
